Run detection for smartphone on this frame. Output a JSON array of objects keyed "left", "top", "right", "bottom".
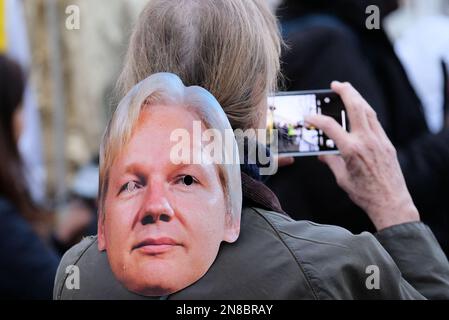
[{"left": 267, "top": 90, "right": 349, "bottom": 157}]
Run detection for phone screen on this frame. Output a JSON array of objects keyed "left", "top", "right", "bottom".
[{"left": 267, "top": 90, "right": 349, "bottom": 157}]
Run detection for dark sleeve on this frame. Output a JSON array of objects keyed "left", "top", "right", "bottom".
[
  {"left": 290, "top": 222, "right": 425, "bottom": 299},
  {"left": 397, "top": 130, "right": 449, "bottom": 211},
  {"left": 343, "top": 231, "right": 426, "bottom": 299},
  {"left": 0, "top": 204, "right": 59, "bottom": 299},
  {"left": 285, "top": 218, "right": 449, "bottom": 299},
  {"left": 375, "top": 222, "right": 449, "bottom": 299},
  {"left": 314, "top": 227, "right": 449, "bottom": 299},
  {"left": 281, "top": 24, "right": 391, "bottom": 133}
]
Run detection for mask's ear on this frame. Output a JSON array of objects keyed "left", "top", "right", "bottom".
[
  {"left": 97, "top": 211, "right": 106, "bottom": 251},
  {"left": 223, "top": 214, "right": 240, "bottom": 244}
]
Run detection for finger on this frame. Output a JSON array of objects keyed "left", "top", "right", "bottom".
[
  {"left": 318, "top": 154, "right": 348, "bottom": 185},
  {"left": 331, "top": 81, "right": 395, "bottom": 155},
  {"left": 365, "top": 108, "right": 390, "bottom": 141},
  {"left": 331, "top": 81, "right": 370, "bottom": 131},
  {"left": 277, "top": 156, "right": 295, "bottom": 167},
  {"left": 305, "top": 114, "right": 351, "bottom": 151}
]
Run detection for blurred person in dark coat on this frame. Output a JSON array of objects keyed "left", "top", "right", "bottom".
[
  {"left": 0, "top": 55, "right": 58, "bottom": 299},
  {"left": 268, "top": 0, "right": 449, "bottom": 255}
]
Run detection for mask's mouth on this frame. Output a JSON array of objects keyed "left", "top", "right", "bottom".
[{"left": 132, "top": 237, "right": 181, "bottom": 254}]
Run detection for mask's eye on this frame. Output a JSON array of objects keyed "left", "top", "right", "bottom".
[
  {"left": 179, "top": 175, "right": 196, "bottom": 186},
  {"left": 119, "top": 181, "right": 141, "bottom": 194},
  {"left": 126, "top": 181, "right": 137, "bottom": 192}
]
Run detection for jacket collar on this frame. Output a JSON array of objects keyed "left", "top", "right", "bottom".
[{"left": 241, "top": 173, "right": 286, "bottom": 215}]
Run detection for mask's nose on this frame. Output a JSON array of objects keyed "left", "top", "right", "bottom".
[
  {"left": 141, "top": 212, "right": 172, "bottom": 225},
  {"left": 139, "top": 182, "right": 174, "bottom": 225}
]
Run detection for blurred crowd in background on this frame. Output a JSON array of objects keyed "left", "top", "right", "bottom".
[{"left": 1, "top": 0, "right": 449, "bottom": 299}]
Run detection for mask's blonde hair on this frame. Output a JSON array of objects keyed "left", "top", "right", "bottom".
[
  {"left": 117, "top": 0, "right": 282, "bottom": 130},
  {"left": 100, "top": 73, "right": 242, "bottom": 224}
]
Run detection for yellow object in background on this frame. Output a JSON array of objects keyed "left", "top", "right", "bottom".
[{"left": 0, "top": 0, "right": 6, "bottom": 53}]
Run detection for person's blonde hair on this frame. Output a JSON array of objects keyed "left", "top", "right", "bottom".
[
  {"left": 100, "top": 72, "right": 242, "bottom": 224},
  {"left": 117, "top": 0, "right": 282, "bottom": 130}
]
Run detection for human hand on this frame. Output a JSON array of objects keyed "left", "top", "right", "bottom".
[{"left": 305, "top": 81, "right": 419, "bottom": 231}]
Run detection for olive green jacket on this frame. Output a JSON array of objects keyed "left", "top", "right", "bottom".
[{"left": 53, "top": 206, "right": 449, "bottom": 300}]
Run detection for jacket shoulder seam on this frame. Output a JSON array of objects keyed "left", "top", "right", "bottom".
[{"left": 278, "top": 229, "right": 350, "bottom": 249}]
